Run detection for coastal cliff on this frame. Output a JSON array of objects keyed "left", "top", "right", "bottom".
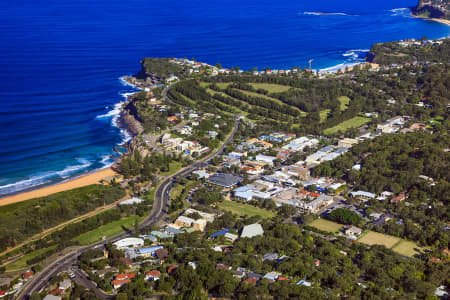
[
  {"left": 119, "top": 94, "right": 144, "bottom": 137},
  {"left": 411, "top": 0, "right": 450, "bottom": 21}
]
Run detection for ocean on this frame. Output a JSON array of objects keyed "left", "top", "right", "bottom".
[{"left": 0, "top": 0, "right": 449, "bottom": 197}]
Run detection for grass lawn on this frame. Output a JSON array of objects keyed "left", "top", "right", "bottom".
[
  {"left": 170, "top": 183, "right": 185, "bottom": 200},
  {"left": 324, "top": 116, "right": 371, "bottom": 135},
  {"left": 5, "top": 245, "right": 57, "bottom": 271},
  {"left": 199, "top": 82, "right": 230, "bottom": 89},
  {"left": 72, "top": 215, "right": 145, "bottom": 245},
  {"left": 320, "top": 109, "right": 331, "bottom": 122},
  {"left": 431, "top": 116, "right": 444, "bottom": 125},
  {"left": 236, "top": 89, "right": 304, "bottom": 114},
  {"left": 309, "top": 219, "right": 343, "bottom": 233},
  {"left": 391, "top": 240, "right": 427, "bottom": 257},
  {"left": 337, "top": 96, "right": 350, "bottom": 110},
  {"left": 358, "top": 231, "right": 400, "bottom": 249},
  {"left": 249, "top": 83, "right": 294, "bottom": 93},
  {"left": 217, "top": 201, "right": 275, "bottom": 218},
  {"left": 160, "top": 161, "right": 183, "bottom": 176}
]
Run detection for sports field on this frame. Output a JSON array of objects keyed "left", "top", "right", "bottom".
[
  {"left": 358, "top": 231, "right": 400, "bottom": 249},
  {"left": 324, "top": 116, "right": 371, "bottom": 135},
  {"left": 391, "top": 240, "right": 427, "bottom": 257},
  {"left": 217, "top": 201, "right": 275, "bottom": 218},
  {"left": 309, "top": 219, "right": 343, "bottom": 233}
]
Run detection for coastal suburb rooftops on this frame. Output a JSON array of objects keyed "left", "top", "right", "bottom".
[{"left": 207, "top": 173, "right": 242, "bottom": 188}]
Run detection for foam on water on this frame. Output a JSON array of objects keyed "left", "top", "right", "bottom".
[
  {"left": 56, "top": 158, "right": 93, "bottom": 178},
  {"left": 0, "top": 158, "right": 93, "bottom": 195},
  {"left": 389, "top": 8, "right": 411, "bottom": 17},
  {"left": 302, "top": 12, "right": 359, "bottom": 17}
]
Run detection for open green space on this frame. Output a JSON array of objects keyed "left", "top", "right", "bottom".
[
  {"left": 309, "top": 219, "right": 343, "bottom": 233},
  {"left": 358, "top": 231, "right": 426, "bottom": 257},
  {"left": 217, "top": 201, "right": 275, "bottom": 218},
  {"left": 205, "top": 89, "right": 249, "bottom": 116},
  {"left": 391, "top": 240, "right": 428, "bottom": 257},
  {"left": 160, "top": 161, "right": 183, "bottom": 176},
  {"left": 233, "top": 89, "right": 305, "bottom": 115},
  {"left": 235, "top": 89, "right": 288, "bottom": 105},
  {"left": 170, "top": 183, "right": 185, "bottom": 200},
  {"left": 324, "top": 116, "right": 371, "bottom": 135},
  {"left": 73, "top": 215, "right": 145, "bottom": 246},
  {"left": 249, "top": 83, "right": 294, "bottom": 93},
  {"left": 358, "top": 231, "right": 400, "bottom": 249},
  {"left": 337, "top": 96, "right": 350, "bottom": 110},
  {"left": 320, "top": 109, "right": 331, "bottom": 122},
  {"left": 199, "top": 82, "right": 230, "bottom": 89},
  {"left": 5, "top": 245, "right": 57, "bottom": 271}
]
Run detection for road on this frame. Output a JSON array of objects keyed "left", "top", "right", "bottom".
[{"left": 17, "top": 118, "right": 239, "bottom": 300}]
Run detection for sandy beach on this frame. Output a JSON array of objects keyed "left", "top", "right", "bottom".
[
  {"left": 0, "top": 168, "right": 117, "bottom": 207},
  {"left": 411, "top": 13, "right": 450, "bottom": 26}
]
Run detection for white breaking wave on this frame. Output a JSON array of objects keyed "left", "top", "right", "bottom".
[
  {"left": 100, "top": 154, "right": 115, "bottom": 168},
  {"left": 0, "top": 159, "right": 93, "bottom": 195},
  {"left": 320, "top": 62, "right": 361, "bottom": 73},
  {"left": 119, "top": 75, "right": 141, "bottom": 89},
  {"left": 56, "top": 158, "right": 93, "bottom": 178},
  {"left": 389, "top": 8, "right": 411, "bottom": 17},
  {"left": 302, "top": 11, "right": 359, "bottom": 16},
  {"left": 342, "top": 49, "right": 369, "bottom": 59}
]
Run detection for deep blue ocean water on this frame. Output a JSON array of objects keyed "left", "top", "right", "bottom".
[{"left": 0, "top": 0, "right": 449, "bottom": 196}]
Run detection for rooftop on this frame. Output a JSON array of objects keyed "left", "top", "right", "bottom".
[{"left": 208, "top": 173, "right": 242, "bottom": 187}]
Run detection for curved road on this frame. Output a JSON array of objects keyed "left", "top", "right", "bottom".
[{"left": 17, "top": 119, "right": 239, "bottom": 300}]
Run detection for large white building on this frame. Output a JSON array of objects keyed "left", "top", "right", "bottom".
[{"left": 113, "top": 238, "right": 144, "bottom": 250}]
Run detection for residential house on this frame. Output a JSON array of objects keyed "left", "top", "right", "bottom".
[
  {"left": 22, "top": 270, "right": 34, "bottom": 280},
  {"left": 145, "top": 271, "right": 161, "bottom": 281},
  {"left": 338, "top": 138, "right": 358, "bottom": 148},
  {"left": 255, "top": 155, "right": 277, "bottom": 166},
  {"left": 193, "top": 219, "right": 207, "bottom": 232},
  {"left": 216, "top": 264, "right": 231, "bottom": 270},
  {"left": 391, "top": 191, "right": 407, "bottom": 204},
  {"left": 263, "top": 253, "right": 278, "bottom": 261},
  {"left": 174, "top": 216, "right": 195, "bottom": 228},
  {"left": 264, "top": 272, "right": 281, "bottom": 281},
  {"left": 232, "top": 270, "right": 245, "bottom": 279},
  {"left": 297, "top": 280, "right": 312, "bottom": 287},
  {"left": 224, "top": 232, "right": 238, "bottom": 242},
  {"left": 97, "top": 267, "right": 119, "bottom": 278},
  {"left": 112, "top": 273, "right": 135, "bottom": 289},
  {"left": 345, "top": 226, "right": 362, "bottom": 237},
  {"left": 167, "top": 116, "right": 179, "bottom": 123},
  {"left": 350, "top": 191, "right": 376, "bottom": 201}
]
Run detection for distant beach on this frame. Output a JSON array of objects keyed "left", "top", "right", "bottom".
[
  {"left": 0, "top": 168, "right": 117, "bottom": 207},
  {"left": 413, "top": 15, "right": 450, "bottom": 26}
]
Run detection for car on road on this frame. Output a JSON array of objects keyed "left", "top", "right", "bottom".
[{"left": 69, "top": 273, "right": 75, "bottom": 279}]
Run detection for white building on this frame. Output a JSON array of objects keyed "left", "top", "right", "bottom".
[
  {"left": 113, "top": 238, "right": 144, "bottom": 250},
  {"left": 255, "top": 155, "right": 277, "bottom": 165},
  {"left": 241, "top": 223, "right": 264, "bottom": 238}
]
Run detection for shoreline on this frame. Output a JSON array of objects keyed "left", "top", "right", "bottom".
[
  {"left": 410, "top": 12, "right": 450, "bottom": 27},
  {"left": 0, "top": 167, "right": 118, "bottom": 207},
  {"left": 0, "top": 77, "right": 140, "bottom": 207}
]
